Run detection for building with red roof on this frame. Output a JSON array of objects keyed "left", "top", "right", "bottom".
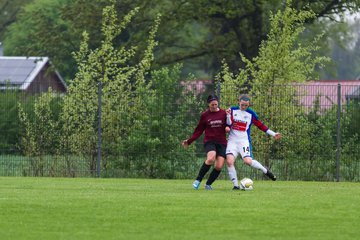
[{"left": 295, "top": 80, "right": 360, "bottom": 111}]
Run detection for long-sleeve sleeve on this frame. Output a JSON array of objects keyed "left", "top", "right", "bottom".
[
  {"left": 252, "top": 116, "right": 269, "bottom": 133},
  {"left": 186, "top": 115, "right": 206, "bottom": 145},
  {"left": 252, "top": 116, "right": 276, "bottom": 136}
]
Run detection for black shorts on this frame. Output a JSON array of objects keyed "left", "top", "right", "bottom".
[{"left": 204, "top": 142, "right": 226, "bottom": 158}]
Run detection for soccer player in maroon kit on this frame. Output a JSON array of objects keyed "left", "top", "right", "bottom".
[{"left": 182, "top": 94, "right": 230, "bottom": 190}]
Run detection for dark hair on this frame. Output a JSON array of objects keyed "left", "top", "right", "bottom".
[
  {"left": 239, "top": 94, "right": 250, "bottom": 102},
  {"left": 207, "top": 94, "right": 218, "bottom": 103}
]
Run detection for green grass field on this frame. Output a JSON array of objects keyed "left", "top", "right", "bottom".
[{"left": 1, "top": 177, "right": 359, "bottom": 240}]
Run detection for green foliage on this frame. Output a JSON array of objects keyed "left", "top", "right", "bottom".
[
  {"left": 61, "top": 2, "right": 203, "bottom": 178},
  {"left": 113, "top": 64, "right": 203, "bottom": 178},
  {"left": 7, "top": 0, "right": 360, "bottom": 180},
  {"left": 303, "top": 101, "right": 338, "bottom": 180},
  {"left": 61, "top": 3, "right": 140, "bottom": 172},
  {"left": 215, "top": 60, "right": 249, "bottom": 107},
  {"left": 340, "top": 100, "right": 360, "bottom": 181},
  {"left": 0, "top": 0, "right": 34, "bottom": 39},
  {"left": 3, "top": 0, "right": 77, "bottom": 79},
  {"left": 0, "top": 91, "right": 22, "bottom": 153},
  {"left": 284, "top": 98, "right": 360, "bottom": 181},
  {"left": 217, "top": 1, "right": 331, "bottom": 170},
  {"left": 18, "top": 89, "right": 62, "bottom": 176},
  {"left": 2, "top": 0, "right": 159, "bottom": 80},
  {"left": 9, "top": 1, "right": 207, "bottom": 178},
  {"left": 4, "top": 0, "right": 359, "bottom": 80}
]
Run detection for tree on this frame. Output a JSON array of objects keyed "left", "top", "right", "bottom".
[
  {"left": 3, "top": 0, "right": 78, "bottom": 79},
  {"left": 3, "top": 0, "right": 359, "bottom": 80},
  {"left": 325, "top": 20, "right": 360, "bottom": 79},
  {"left": 147, "top": 0, "right": 360, "bottom": 77},
  {"left": 2, "top": 0, "right": 161, "bottom": 80},
  {"left": 340, "top": 100, "right": 360, "bottom": 180},
  {"left": 60, "top": 1, "right": 201, "bottom": 178},
  {"left": 0, "top": 90, "right": 29, "bottom": 154},
  {"left": 217, "top": 0, "right": 330, "bottom": 178},
  {"left": 60, "top": 3, "right": 146, "bottom": 174},
  {"left": 0, "top": 0, "right": 33, "bottom": 40},
  {"left": 18, "top": 89, "right": 61, "bottom": 176}
]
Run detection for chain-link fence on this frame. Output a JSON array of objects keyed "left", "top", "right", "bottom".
[{"left": 0, "top": 82, "right": 359, "bottom": 181}]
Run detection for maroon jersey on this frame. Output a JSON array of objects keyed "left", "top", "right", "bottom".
[{"left": 187, "top": 108, "right": 227, "bottom": 145}]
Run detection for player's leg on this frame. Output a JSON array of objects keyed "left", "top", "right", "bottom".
[
  {"left": 205, "top": 143, "right": 226, "bottom": 189},
  {"left": 239, "top": 139, "right": 266, "bottom": 173},
  {"left": 240, "top": 141, "right": 277, "bottom": 181},
  {"left": 205, "top": 156, "right": 223, "bottom": 189},
  {"left": 243, "top": 157, "right": 276, "bottom": 181},
  {"left": 226, "top": 154, "right": 240, "bottom": 189},
  {"left": 226, "top": 140, "right": 247, "bottom": 189},
  {"left": 226, "top": 141, "right": 240, "bottom": 189},
  {"left": 193, "top": 142, "right": 216, "bottom": 189},
  {"left": 243, "top": 156, "right": 265, "bottom": 172}
]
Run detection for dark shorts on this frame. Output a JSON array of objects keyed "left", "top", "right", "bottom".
[{"left": 204, "top": 142, "right": 227, "bottom": 158}]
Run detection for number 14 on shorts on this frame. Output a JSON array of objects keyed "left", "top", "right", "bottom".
[{"left": 242, "top": 146, "right": 250, "bottom": 155}]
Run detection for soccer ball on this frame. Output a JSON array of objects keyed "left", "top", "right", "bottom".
[{"left": 240, "top": 178, "right": 254, "bottom": 191}]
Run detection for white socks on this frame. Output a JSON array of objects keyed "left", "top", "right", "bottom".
[
  {"left": 227, "top": 166, "right": 239, "bottom": 187},
  {"left": 228, "top": 160, "right": 267, "bottom": 187},
  {"left": 251, "top": 160, "right": 267, "bottom": 173}
]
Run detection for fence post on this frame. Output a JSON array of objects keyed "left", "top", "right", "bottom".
[
  {"left": 97, "top": 81, "right": 102, "bottom": 178},
  {"left": 336, "top": 83, "right": 341, "bottom": 182}
]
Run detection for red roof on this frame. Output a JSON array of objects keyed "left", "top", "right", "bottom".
[{"left": 295, "top": 80, "right": 360, "bottom": 110}]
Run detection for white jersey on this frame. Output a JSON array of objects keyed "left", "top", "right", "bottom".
[
  {"left": 226, "top": 106, "right": 270, "bottom": 159},
  {"left": 227, "top": 107, "right": 269, "bottom": 142}
]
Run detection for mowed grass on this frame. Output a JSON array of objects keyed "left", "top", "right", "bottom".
[{"left": 0, "top": 177, "right": 359, "bottom": 240}]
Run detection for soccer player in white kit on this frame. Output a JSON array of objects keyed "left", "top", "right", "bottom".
[{"left": 226, "top": 94, "right": 282, "bottom": 189}]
